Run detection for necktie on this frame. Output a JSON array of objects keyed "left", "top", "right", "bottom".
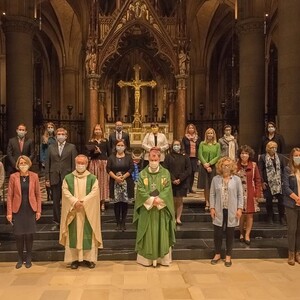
[
  {"left": 19, "top": 139, "right": 24, "bottom": 152},
  {"left": 59, "top": 144, "right": 63, "bottom": 156}
]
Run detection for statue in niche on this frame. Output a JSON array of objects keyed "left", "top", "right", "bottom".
[
  {"left": 85, "top": 47, "right": 97, "bottom": 75},
  {"left": 178, "top": 50, "right": 187, "bottom": 75}
]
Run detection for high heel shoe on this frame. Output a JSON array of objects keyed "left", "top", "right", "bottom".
[{"left": 239, "top": 235, "right": 244, "bottom": 243}]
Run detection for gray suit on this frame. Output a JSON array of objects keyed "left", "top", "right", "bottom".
[{"left": 45, "top": 142, "right": 77, "bottom": 223}]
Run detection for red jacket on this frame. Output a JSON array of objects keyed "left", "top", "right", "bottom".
[{"left": 7, "top": 171, "right": 42, "bottom": 215}]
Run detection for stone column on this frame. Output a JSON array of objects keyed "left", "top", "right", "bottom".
[
  {"left": 277, "top": 1, "right": 300, "bottom": 151},
  {"left": 2, "top": 16, "right": 36, "bottom": 138},
  {"left": 87, "top": 74, "right": 100, "bottom": 136},
  {"left": 193, "top": 68, "right": 206, "bottom": 120},
  {"left": 62, "top": 66, "right": 77, "bottom": 113},
  {"left": 238, "top": 18, "right": 265, "bottom": 150},
  {"left": 99, "top": 90, "right": 106, "bottom": 130},
  {"left": 167, "top": 90, "right": 176, "bottom": 133},
  {"left": 175, "top": 75, "right": 188, "bottom": 139}
]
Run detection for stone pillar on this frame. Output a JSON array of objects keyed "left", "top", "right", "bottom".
[
  {"left": 175, "top": 75, "right": 187, "bottom": 139},
  {"left": 167, "top": 90, "right": 176, "bottom": 133},
  {"left": 238, "top": 18, "right": 265, "bottom": 150},
  {"left": 99, "top": 90, "right": 105, "bottom": 130},
  {"left": 193, "top": 68, "right": 206, "bottom": 120},
  {"left": 62, "top": 66, "right": 77, "bottom": 113},
  {"left": 87, "top": 74, "right": 100, "bottom": 136},
  {"left": 278, "top": 0, "right": 300, "bottom": 151},
  {"left": 2, "top": 16, "right": 36, "bottom": 138}
]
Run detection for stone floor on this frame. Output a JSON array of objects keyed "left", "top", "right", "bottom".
[{"left": 0, "top": 259, "right": 299, "bottom": 300}]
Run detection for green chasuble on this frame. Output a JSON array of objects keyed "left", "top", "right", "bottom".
[
  {"left": 65, "top": 173, "right": 96, "bottom": 250},
  {"left": 133, "top": 166, "right": 176, "bottom": 260}
]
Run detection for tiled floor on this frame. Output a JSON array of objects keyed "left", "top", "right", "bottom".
[{"left": 0, "top": 259, "right": 299, "bottom": 300}]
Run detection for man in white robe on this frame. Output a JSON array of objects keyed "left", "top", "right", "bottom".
[{"left": 59, "top": 154, "right": 103, "bottom": 269}]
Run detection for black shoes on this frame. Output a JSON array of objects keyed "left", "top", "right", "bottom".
[
  {"left": 70, "top": 260, "right": 96, "bottom": 269},
  {"left": 25, "top": 258, "right": 32, "bottom": 268},
  {"left": 244, "top": 239, "right": 251, "bottom": 246},
  {"left": 224, "top": 260, "right": 232, "bottom": 267},
  {"left": 210, "top": 256, "right": 221, "bottom": 265},
  {"left": 15, "top": 260, "right": 23, "bottom": 269},
  {"left": 84, "top": 260, "right": 96, "bottom": 269},
  {"left": 71, "top": 260, "right": 79, "bottom": 269}
]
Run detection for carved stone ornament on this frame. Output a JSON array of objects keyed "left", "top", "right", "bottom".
[
  {"left": 237, "top": 18, "right": 264, "bottom": 35},
  {"left": 115, "top": 0, "right": 161, "bottom": 33},
  {"left": 2, "top": 16, "right": 36, "bottom": 36}
]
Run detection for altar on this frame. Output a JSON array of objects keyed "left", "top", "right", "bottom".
[{"left": 105, "top": 122, "right": 173, "bottom": 149}]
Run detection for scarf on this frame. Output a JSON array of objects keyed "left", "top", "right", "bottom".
[
  {"left": 265, "top": 154, "right": 282, "bottom": 195},
  {"left": 185, "top": 133, "right": 199, "bottom": 143},
  {"left": 113, "top": 172, "right": 129, "bottom": 203},
  {"left": 223, "top": 135, "right": 236, "bottom": 160},
  {"left": 237, "top": 165, "right": 248, "bottom": 211}
]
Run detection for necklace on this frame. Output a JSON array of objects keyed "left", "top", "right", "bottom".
[{"left": 21, "top": 176, "right": 27, "bottom": 182}]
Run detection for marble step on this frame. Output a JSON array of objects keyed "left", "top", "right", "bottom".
[
  {"left": 0, "top": 237, "right": 287, "bottom": 262},
  {"left": 0, "top": 221, "right": 287, "bottom": 241}
]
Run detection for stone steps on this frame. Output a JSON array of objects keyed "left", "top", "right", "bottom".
[{"left": 0, "top": 202, "right": 288, "bottom": 262}]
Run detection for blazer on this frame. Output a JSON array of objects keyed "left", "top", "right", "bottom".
[
  {"left": 283, "top": 166, "right": 299, "bottom": 209},
  {"left": 7, "top": 136, "right": 35, "bottom": 171},
  {"left": 258, "top": 153, "right": 285, "bottom": 185},
  {"left": 182, "top": 135, "right": 201, "bottom": 157},
  {"left": 142, "top": 132, "right": 169, "bottom": 161},
  {"left": 45, "top": 142, "right": 77, "bottom": 185},
  {"left": 6, "top": 171, "right": 42, "bottom": 215},
  {"left": 109, "top": 131, "right": 130, "bottom": 151}
]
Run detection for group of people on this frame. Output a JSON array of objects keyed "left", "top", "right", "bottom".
[{"left": 4, "top": 120, "right": 300, "bottom": 269}]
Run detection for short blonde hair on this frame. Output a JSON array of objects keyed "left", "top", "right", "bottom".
[
  {"left": 56, "top": 127, "right": 68, "bottom": 136},
  {"left": 216, "top": 157, "right": 237, "bottom": 175},
  {"left": 266, "top": 141, "right": 278, "bottom": 152},
  {"left": 16, "top": 155, "right": 32, "bottom": 170}
]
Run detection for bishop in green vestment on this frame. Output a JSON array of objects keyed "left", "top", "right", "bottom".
[{"left": 133, "top": 148, "right": 176, "bottom": 267}]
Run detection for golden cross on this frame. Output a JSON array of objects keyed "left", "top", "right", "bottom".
[{"left": 118, "top": 64, "right": 157, "bottom": 117}]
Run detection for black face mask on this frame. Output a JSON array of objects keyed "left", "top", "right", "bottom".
[{"left": 116, "top": 126, "right": 123, "bottom": 132}]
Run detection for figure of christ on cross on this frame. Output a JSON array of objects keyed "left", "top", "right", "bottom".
[{"left": 118, "top": 64, "right": 157, "bottom": 128}]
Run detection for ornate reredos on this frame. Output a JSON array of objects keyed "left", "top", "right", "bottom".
[{"left": 97, "top": 0, "right": 177, "bottom": 79}]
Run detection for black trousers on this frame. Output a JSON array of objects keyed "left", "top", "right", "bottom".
[
  {"left": 213, "top": 209, "right": 235, "bottom": 256},
  {"left": 114, "top": 202, "right": 128, "bottom": 225},
  {"left": 51, "top": 180, "right": 62, "bottom": 223},
  {"left": 263, "top": 190, "right": 285, "bottom": 217},
  {"left": 15, "top": 234, "right": 33, "bottom": 262},
  {"left": 286, "top": 206, "right": 300, "bottom": 252}
]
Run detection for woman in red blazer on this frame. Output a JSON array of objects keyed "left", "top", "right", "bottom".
[
  {"left": 6, "top": 155, "right": 42, "bottom": 269},
  {"left": 237, "top": 145, "right": 262, "bottom": 245}
]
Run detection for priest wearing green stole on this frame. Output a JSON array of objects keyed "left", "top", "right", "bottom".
[
  {"left": 59, "top": 154, "right": 103, "bottom": 269},
  {"left": 134, "top": 148, "right": 176, "bottom": 267}
]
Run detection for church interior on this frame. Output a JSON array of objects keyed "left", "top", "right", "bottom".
[
  {"left": 0, "top": 1, "right": 299, "bottom": 299},
  {"left": 0, "top": 0, "right": 298, "bottom": 154}
]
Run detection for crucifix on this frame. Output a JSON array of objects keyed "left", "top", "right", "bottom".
[{"left": 118, "top": 64, "right": 157, "bottom": 128}]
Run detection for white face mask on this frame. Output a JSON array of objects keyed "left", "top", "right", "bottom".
[
  {"left": 293, "top": 157, "right": 300, "bottom": 166},
  {"left": 47, "top": 128, "right": 54, "bottom": 134},
  {"left": 17, "top": 130, "right": 26, "bottom": 138},
  {"left": 57, "top": 135, "right": 66, "bottom": 143},
  {"left": 268, "top": 126, "right": 275, "bottom": 133},
  {"left": 149, "top": 161, "right": 159, "bottom": 170},
  {"left": 19, "top": 165, "right": 29, "bottom": 173},
  {"left": 76, "top": 164, "right": 87, "bottom": 173}
]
